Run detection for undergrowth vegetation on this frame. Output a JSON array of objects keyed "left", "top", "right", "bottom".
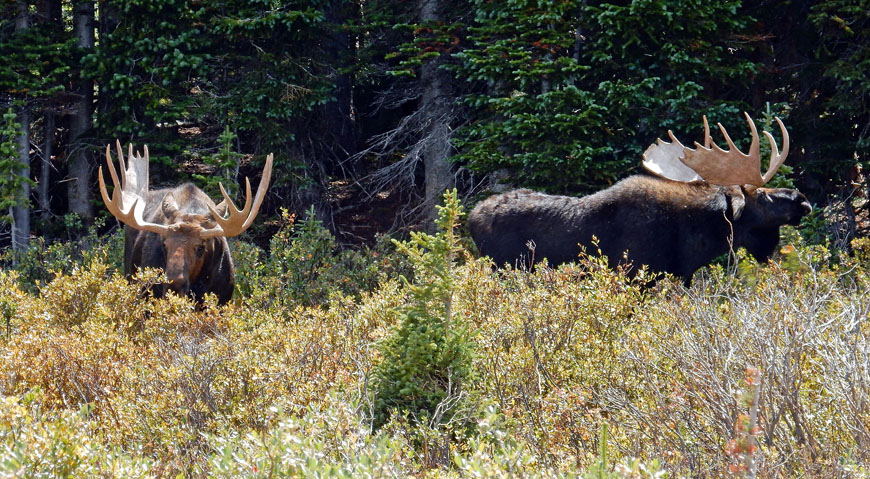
[{"left": 1, "top": 193, "right": 868, "bottom": 478}]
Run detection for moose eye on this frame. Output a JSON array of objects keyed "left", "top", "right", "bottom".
[{"left": 195, "top": 245, "right": 205, "bottom": 257}]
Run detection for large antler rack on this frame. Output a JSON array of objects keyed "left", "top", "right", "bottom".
[
  {"left": 99, "top": 141, "right": 273, "bottom": 239},
  {"left": 642, "top": 112, "right": 790, "bottom": 192}
]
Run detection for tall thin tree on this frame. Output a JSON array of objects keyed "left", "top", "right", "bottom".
[
  {"left": 418, "top": 0, "right": 457, "bottom": 229},
  {"left": 11, "top": 0, "right": 31, "bottom": 251},
  {"left": 67, "top": 0, "right": 95, "bottom": 222},
  {"left": 37, "top": 0, "right": 63, "bottom": 220}
]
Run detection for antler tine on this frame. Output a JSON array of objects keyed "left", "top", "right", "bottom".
[
  {"left": 104, "top": 143, "right": 122, "bottom": 194},
  {"left": 761, "top": 117, "right": 789, "bottom": 184},
  {"left": 142, "top": 144, "right": 150, "bottom": 191},
  {"left": 202, "top": 153, "right": 273, "bottom": 238},
  {"left": 98, "top": 149, "right": 122, "bottom": 219},
  {"left": 743, "top": 112, "right": 760, "bottom": 159},
  {"left": 667, "top": 130, "right": 685, "bottom": 147},
  {"left": 243, "top": 153, "right": 273, "bottom": 230},
  {"left": 702, "top": 116, "right": 711, "bottom": 148},
  {"left": 114, "top": 140, "right": 127, "bottom": 188}
]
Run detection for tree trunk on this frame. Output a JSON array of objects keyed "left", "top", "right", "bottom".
[
  {"left": 38, "top": 0, "right": 62, "bottom": 23},
  {"left": 67, "top": 1, "right": 96, "bottom": 223},
  {"left": 11, "top": 0, "right": 31, "bottom": 251},
  {"left": 37, "top": 0, "right": 62, "bottom": 220},
  {"left": 419, "top": 0, "right": 455, "bottom": 229},
  {"left": 39, "top": 103, "right": 54, "bottom": 219},
  {"left": 319, "top": 0, "right": 357, "bottom": 165},
  {"left": 12, "top": 107, "right": 30, "bottom": 252},
  {"left": 97, "top": 1, "right": 119, "bottom": 121}
]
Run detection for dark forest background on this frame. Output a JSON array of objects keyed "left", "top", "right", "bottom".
[{"left": 1, "top": 0, "right": 868, "bottom": 252}]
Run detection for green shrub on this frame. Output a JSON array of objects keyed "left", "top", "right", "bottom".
[
  {"left": 233, "top": 207, "right": 411, "bottom": 308},
  {"left": 0, "top": 216, "right": 124, "bottom": 294}
]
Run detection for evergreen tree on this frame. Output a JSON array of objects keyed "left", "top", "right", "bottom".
[
  {"left": 195, "top": 0, "right": 339, "bottom": 217},
  {"left": 0, "top": 0, "right": 71, "bottom": 247},
  {"left": 372, "top": 189, "right": 475, "bottom": 428},
  {"left": 792, "top": 0, "right": 869, "bottom": 185},
  {"left": 85, "top": 0, "right": 345, "bottom": 216},
  {"left": 453, "top": 0, "right": 760, "bottom": 194},
  {"left": 352, "top": 0, "right": 470, "bottom": 228},
  {"left": 0, "top": 109, "right": 26, "bottom": 226}
]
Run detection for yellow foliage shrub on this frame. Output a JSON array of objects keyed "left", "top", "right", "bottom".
[{"left": 0, "top": 240, "right": 867, "bottom": 478}]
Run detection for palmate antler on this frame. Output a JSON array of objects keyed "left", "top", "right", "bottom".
[
  {"left": 99, "top": 140, "right": 273, "bottom": 238},
  {"left": 99, "top": 141, "right": 170, "bottom": 235},
  {"left": 642, "top": 113, "right": 790, "bottom": 191}
]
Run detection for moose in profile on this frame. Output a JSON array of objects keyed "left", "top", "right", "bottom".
[
  {"left": 468, "top": 113, "right": 812, "bottom": 284},
  {"left": 99, "top": 141, "right": 273, "bottom": 304}
]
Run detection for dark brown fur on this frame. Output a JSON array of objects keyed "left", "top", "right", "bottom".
[
  {"left": 125, "top": 183, "right": 235, "bottom": 304},
  {"left": 468, "top": 175, "right": 811, "bottom": 284}
]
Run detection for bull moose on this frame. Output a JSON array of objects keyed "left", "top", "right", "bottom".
[
  {"left": 99, "top": 141, "right": 273, "bottom": 304},
  {"left": 468, "top": 113, "right": 812, "bottom": 284}
]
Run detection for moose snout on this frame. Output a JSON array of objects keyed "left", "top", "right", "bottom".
[
  {"left": 166, "top": 272, "right": 189, "bottom": 294},
  {"left": 165, "top": 248, "right": 191, "bottom": 295},
  {"left": 786, "top": 199, "right": 813, "bottom": 226}
]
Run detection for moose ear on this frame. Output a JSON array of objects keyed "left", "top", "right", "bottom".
[
  {"left": 162, "top": 193, "right": 179, "bottom": 218},
  {"left": 730, "top": 188, "right": 746, "bottom": 220},
  {"left": 213, "top": 200, "right": 228, "bottom": 218}
]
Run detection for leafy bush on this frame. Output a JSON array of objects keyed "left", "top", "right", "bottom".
[
  {"left": 233, "top": 207, "right": 411, "bottom": 308},
  {"left": 209, "top": 399, "right": 417, "bottom": 478},
  {"left": 0, "top": 216, "right": 124, "bottom": 294},
  {"left": 457, "top": 253, "right": 649, "bottom": 470},
  {"left": 0, "top": 390, "right": 153, "bottom": 478}
]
